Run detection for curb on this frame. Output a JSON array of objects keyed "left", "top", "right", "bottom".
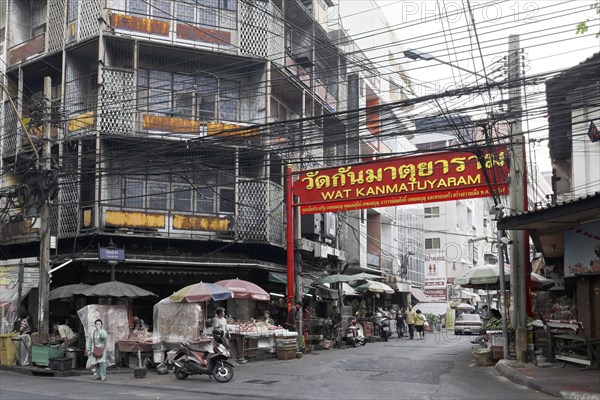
[{"left": 495, "top": 360, "right": 600, "bottom": 400}]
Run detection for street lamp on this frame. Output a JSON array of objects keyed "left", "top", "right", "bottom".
[{"left": 403, "top": 49, "right": 493, "bottom": 83}]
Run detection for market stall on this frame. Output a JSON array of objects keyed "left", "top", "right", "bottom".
[
  {"left": 77, "top": 304, "right": 129, "bottom": 367},
  {"left": 227, "top": 319, "right": 297, "bottom": 359}
]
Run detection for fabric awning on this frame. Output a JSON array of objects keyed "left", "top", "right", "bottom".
[
  {"left": 410, "top": 287, "right": 432, "bottom": 303},
  {"left": 267, "top": 272, "right": 312, "bottom": 293},
  {"left": 391, "top": 282, "right": 411, "bottom": 293}
]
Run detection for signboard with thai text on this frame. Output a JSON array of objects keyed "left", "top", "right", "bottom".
[{"left": 293, "top": 147, "right": 509, "bottom": 214}]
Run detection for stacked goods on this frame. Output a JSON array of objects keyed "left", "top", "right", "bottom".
[{"left": 276, "top": 338, "right": 297, "bottom": 360}]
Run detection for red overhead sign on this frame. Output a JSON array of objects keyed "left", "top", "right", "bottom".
[{"left": 293, "top": 147, "right": 509, "bottom": 214}]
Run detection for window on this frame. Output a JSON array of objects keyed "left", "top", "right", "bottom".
[
  {"left": 172, "top": 0, "right": 237, "bottom": 30},
  {"left": 138, "top": 69, "right": 240, "bottom": 122},
  {"left": 148, "top": 182, "right": 168, "bottom": 210},
  {"left": 176, "top": 2, "right": 195, "bottom": 23},
  {"left": 129, "top": 0, "right": 148, "bottom": 16},
  {"left": 124, "top": 179, "right": 144, "bottom": 208},
  {"left": 196, "top": 187, "right": 215, "bottom": 213},
  {"left": 425, "top": 238, "right": 440, "bottom": 250},
  {"left": 220, "top": 80, "right": 240, "bottom": 121},
  {"left": 32, "top": 24, "right": 46, "bottom": 38},
  {"left": 424, "top": 206, "right": 440, "bottom": 218},
  {"left": 151, "top": 0, "right": 171, "bottom": 21},
  {"left": 173, "top": 184, "right": 192, "bottom": 212},
  {"left": 219, "top": 188, "right": 235, "bottom": 213}
]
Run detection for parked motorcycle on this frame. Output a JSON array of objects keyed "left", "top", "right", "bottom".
[
  {"left": 379, "top": 317, "right": 392, "bottom": 342},
  {"left": 172, "top": 331, "right": 235, "bottom": 383},
  {"left": 346, "top": 319, "right": 367, "bottom": 347}
]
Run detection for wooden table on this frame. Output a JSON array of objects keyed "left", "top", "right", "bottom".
[{"left": 552, "top": 334, "right": 600, "bottom": 368}]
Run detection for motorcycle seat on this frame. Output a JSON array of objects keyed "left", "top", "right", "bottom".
[{"left": 187, "top": 343, "right": 212, "bottom": 352}]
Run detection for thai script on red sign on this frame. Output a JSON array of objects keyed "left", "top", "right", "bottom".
[{"left": 293, "top": 147, "right": 509, "bottom": 214}]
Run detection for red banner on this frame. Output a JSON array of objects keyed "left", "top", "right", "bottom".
[{"left": 293, "top": 148, "right": 509, "bottom": 214}]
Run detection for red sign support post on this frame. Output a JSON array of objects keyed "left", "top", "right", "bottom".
[{"left": 285, "top": 164, "right": 295, "bottom": 311}]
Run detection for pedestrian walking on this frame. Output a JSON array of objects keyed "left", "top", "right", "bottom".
[
  {"left": 405, "top": 305, "right": 417, "bottom": 339},
  {"left": 415, "top": 309, "right": 425, "bottom": 340},
  {"left": 86, "top": 319, "right": 108, "bottom": 381},
  {"left": 396, "top": 307, "right": 406, "bottom": 339}
]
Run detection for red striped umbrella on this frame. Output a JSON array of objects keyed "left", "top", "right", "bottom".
[
  {"left": 170, "top": 282, "right": 233, "bottom": 303},
  {"left": 215, "top": 278, "right": 270, "bottom": 301}
]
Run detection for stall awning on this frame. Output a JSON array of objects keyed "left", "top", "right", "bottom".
[
  {"left": 410, "top": 287, "right": 432, "bottom": 303},
  {"left": 391, "top": 282, "right": 411, "bottom": 293},
  {"left": 267, "top": 272, "right": 312, "bottom": 293}
]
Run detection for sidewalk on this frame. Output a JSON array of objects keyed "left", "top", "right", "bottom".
[{"left": 495, "top": 359, "right": 600, "bottom": 400}]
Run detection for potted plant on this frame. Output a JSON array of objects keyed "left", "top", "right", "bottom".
[{"left": 424, "top": 313, "right": 441, "bottom": 331}]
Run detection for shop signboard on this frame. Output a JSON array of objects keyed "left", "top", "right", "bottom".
[
  {"left": 564, "top": 221, "right": 600, "bottom": 277},
  {"left": 293, "top": 147, "right": 509, "bottom": 214},
  {"left": 0, "top": 258, "right": 40, "bottom": 289},
  {"left": 424, "top": 288, "right": 447, "bottom": 298},
  {"left": 424, "top": 255, "right": 447, "bottom": 298}
]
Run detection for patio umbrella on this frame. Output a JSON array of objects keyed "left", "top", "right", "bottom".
[
  {"left": 355, "top": 280, "right": 395, "bottom": 294},
  {"left": 169, "top": 282, "right": 233, "bottom": 303},
  {"left": 74, "top": 281, "right": 157, "bottom": 298},
  {"left": 315, "top": 274, "right": 356, "bottom": 285},
  {"left": 215, "top": 278, "right": 270, "bottom": 301},
  {"left": 455, "top": 264, "right": 511, "bottom": 289},
  {"left": 49, "top": 283, "right": 91, "bottom": 300},
  {"left": 347, "top": 272, "right": 383, "bottom": 281}
]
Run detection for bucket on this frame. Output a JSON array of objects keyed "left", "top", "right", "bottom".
[
  {"left": 64, "top": 350, "right": 78, "bottom": 369},
  {"left": 153, "top": 349, "right": 164, "bottom": 364}
]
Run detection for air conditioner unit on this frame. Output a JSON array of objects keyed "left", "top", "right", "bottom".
[
  {"left": 301, "top": 213, "right": 322, "bottom": 240},
  {"left": 322, "top": 213, "right": 336, "bottom": 240}
]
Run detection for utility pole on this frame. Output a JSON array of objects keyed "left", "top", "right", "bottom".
[
  {"left": 497, "top": 229, "right": 509, "bottom": 360},
  {"left": 508, "top": 35, "right": 528, "bottom": 362},
  {"left": 38, "top": 76, "right": 52, "bottom": 336}
]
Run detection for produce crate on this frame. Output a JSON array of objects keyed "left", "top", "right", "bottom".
[
  {"left": 491, "top": 345, "right": 504, "bottom": 360},
  {"left": 276, "top": 348, "right": 296, "bottom": 361},
  {"left": 244, "top": 337, "right": 259, "bottom": 358},
  {"left": 488, "top": 331, "right": 504, "bottom": 346},
  {"left": 49, "top": 357, "right": 73, "bottom": 371}
]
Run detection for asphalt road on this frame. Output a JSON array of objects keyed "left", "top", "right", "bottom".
[{"left": 0, "top": 332, "right": 554, "bottom": 400}]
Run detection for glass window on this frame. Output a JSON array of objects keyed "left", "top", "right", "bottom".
[
  {"left": 424, "top": 206, "right": 440, "bottom": 218},
  {"left": 219, "top": 188, "right": 235, "bottom": 213},
  {"left": 221, "top": 0, "right": 237, "bottom": 11},
  {"left": 198, "top": 6, "right": 217, "bottom": 27},
  {"left": 197, "top": 94, "right": 216, "bottom": 119},
  {"left": 220, "top": 10, "right": 237, "bottom": 30},
  {"left": 173, "top": 184, "right": 192, "bottom": 212},
  {"left": 129, "top": 0, "right": 148, "bottom": 16},
  {"left": 149, "top": 89, "right": 171, "bottom": 113},
  {"left": 148, "top": 182, "right": 168, "bottom": 210},
  {"left": 220, "top": 99, "right": 238, "bottom": 121},
  {"left": 174, "top": 92, "right": 194, "bottom": 117},
  {"left": 124, "top": 180, "right": 144, "bottom": 208},
  {"left": 151, "top": 0, "right": 172, "bottom": 21},
  {"left": 196, "top": 187, "right": 215, "bottom": 213},
  {"left": 176, "top": 2, "right": 196, "bottom": 23},
  {"left": 425, "top": 238, "right": 440, "bottom": 250}
]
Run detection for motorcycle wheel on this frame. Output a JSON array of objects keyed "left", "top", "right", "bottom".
[
  {"left": 212, "top": 362, "right": 234, "bottom": 383},
  {"left": 174, "top": 366, "right": 189, "bottom": 380},
  {"left": 384, "top": 333, "right": 389, "bottom": 342},
  {"left": 360, "top": 340, "right": 366, "bottom": 346},
  {"left": 352, "top": 338, "right": 358, "bottom": 348}
]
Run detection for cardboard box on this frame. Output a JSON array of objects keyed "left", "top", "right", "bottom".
[{"left": 276, "top": 348, "right": 296, "bottom": 360}]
